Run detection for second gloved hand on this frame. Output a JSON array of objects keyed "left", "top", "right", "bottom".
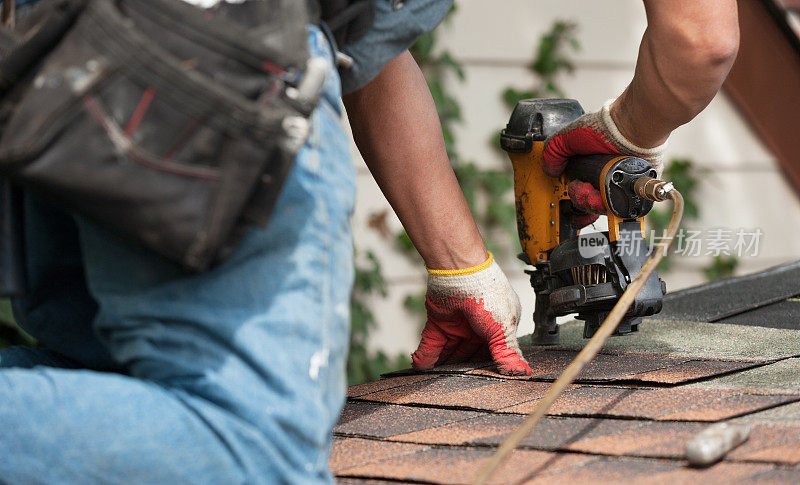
[
  {"left": 542, "top": 99, "right": 667, "bottom": 227},
  {"left": 411, "top": 253, "right": 532, "bottom": 376}
]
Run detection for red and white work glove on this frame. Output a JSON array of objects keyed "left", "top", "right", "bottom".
[
  {"left": 411, "top": 253, "right": 532, "bottom": 376},
  {"left": 542, "top": 99, "right": 667, "bottom": 228}
]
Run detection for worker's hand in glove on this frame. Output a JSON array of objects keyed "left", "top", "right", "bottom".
[
  {"left": 411, "top": 253, "right": 532, "bottom": 376},
  {"left": 542, "top": 99, "right": 667, "bottom": 228}
]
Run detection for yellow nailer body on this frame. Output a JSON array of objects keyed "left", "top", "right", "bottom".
[{"left": 500, "top": 98, "right": 665, "bottom": 343}]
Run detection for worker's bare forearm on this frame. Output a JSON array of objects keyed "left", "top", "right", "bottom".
[
  {"left": 343, "top": 50, "right": 487, "bottom": 270},
  {"left": 611, "top": 0, "right": 740, "bottom": 147}
]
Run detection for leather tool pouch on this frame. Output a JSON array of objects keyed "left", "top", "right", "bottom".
[{"left": 0, "top": 0, "right": 321, "bottom": 271}]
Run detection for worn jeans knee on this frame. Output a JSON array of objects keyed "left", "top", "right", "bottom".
[{"left": 1, "top": 24, "right": 354, "bottom": 484}]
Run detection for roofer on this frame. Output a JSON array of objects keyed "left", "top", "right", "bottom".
[{"left": 0, "top": 0, "right": 739, "bottom": 482}]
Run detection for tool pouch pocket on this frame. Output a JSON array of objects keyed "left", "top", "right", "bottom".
[{"left": 0, "top": 0, "right": 319, "bottom": 271}]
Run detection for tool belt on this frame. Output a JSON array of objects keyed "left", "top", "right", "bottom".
[{"left": 0, "top": 0, "right": 323, "bottom": 272}]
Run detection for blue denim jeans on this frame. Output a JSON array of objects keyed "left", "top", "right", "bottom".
[{"left": 0, "top": 26, "right": 354, "bottom": 484}]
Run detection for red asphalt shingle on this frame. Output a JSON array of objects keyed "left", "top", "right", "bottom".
[
  {"left": 527, "top": 459, "right": 789, "bottom": 485},
  {"left": 728, "top": 423, "right": 800, "bottom": 465},
  {"left": 502, "top": 386, "right": 731, "bottom": 417},
  {"left": 567, "top": 421, "right": 800, "bottom": 465},
  {"left": 387, "top": 412, "right": 530, "bottom": 447},
  {"left": 334, "top": 401, "right": 483, "bottom": 438},
  {"left": 521, "top": 456, "right": 680, "bottom": 484},
  {"left": 501, "top": 386, "right": 800, "bottom": 421},
  {"left": 357, "top": 374, "right": 554, "bottom": 411},
  {"left": 329, "top": 437, "right": 427, "bottom": 473},
  {"left": 347, "top": 374, "right": 440, "bottom": 398},
  {"left": 735, "top": 443, "right": 800, "bottom": 466},
  {"left": 642, "top": 462, "right": 776, "bottom": 485},
  {"left": 467, "top": 347, "right": 766, "bottom": 384},
  {"left": 657, "top": 392, "right": 800, "bottom": 421},
  {"left": 630, "top": 359, "right": 766, "bottom": 384},
  {"left": 382, "top": 360, "right": 494, "bottom": 378},
  {"left": 745, "top": 467, "right": 800, "bottom": 484},
  {"left": 337, "top": 446, "right": 596, "bottom": 485},
  {"left": 391, "top": 414, "right": 644, "bottom": 451}
]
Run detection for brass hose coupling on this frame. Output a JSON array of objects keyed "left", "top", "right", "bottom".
[{"left": 633, "top": 176, "right": 675, "bottom": 202}]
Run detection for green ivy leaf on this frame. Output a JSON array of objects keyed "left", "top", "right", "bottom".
[
  {"left": 439, "top": 51, "right": 466, "bottom": 81},
  {"left": 395, "top": 230, "right": 416, "bottom": 254},
  {"left": 411, "top": 32, "right": 436, "bottom": 61},
  {"left": 403, "top": 292, "right": 427, "bottom": 318},
  {"left": 487, "top": 201, "right": 517, "bottom": 232},
  {"left": 480, "top": 169, "right": 513, "bottom": 197},
  {"left": 502, "top": 87, "right": 537, "bottom": 109},
  {"left": 703, "top": 255, "right": 739, "bottom": 281},
  {"left": 353, "top": 251, "right": 387, "bottom": 297}
]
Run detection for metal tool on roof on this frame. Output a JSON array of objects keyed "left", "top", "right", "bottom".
[
  {"left": 499, "top": 98, "right": 668, "bottom": 344},
  {"left": 685, "top": 422, "right": 752, "bottom": 466},
  {"left": 473, "top": 99, "right": 685, "bottom": 484}
]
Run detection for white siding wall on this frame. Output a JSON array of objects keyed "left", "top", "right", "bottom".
[{"left": 348, "top": 1, "right": 800, "bottom": 357}]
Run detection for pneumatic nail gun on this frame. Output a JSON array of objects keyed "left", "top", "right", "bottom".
[{"left": 500, "top": 98, "right": 667, "bottom": 344}]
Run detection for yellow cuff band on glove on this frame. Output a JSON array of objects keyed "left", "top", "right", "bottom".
[{"left": 426, "top": 252, "right": 494, "bottom": 276}]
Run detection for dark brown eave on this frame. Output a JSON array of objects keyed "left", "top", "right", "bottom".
[{"left": 723, "top": 0, "right": 800, "bottom": 199}]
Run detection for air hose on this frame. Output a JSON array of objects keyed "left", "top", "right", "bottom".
[{"left": 473, "top": 180, "right": 684, "bottom": 485}]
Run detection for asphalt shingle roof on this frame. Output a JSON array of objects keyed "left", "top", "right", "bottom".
[{"left": 332, "top": 264, "right": 800, "bottom": 483}]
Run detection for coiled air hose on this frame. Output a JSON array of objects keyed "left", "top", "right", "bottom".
[{"left": 473, "top": 180, "right": 684, "bottom": 485}]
